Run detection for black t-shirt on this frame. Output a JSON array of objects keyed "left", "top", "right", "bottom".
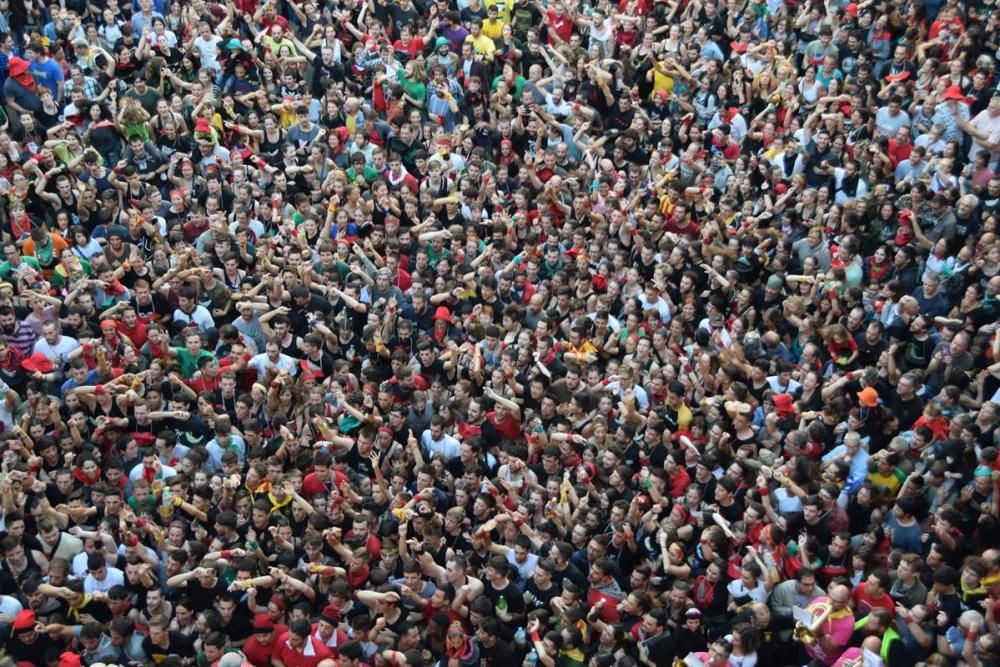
[
  {"left": 77, "top": 597, "right": 113, "bottom": 624},
  {"left": 288, "top": 295, "right": 333, "bottom": 337},
  {"left": 797, "top": 517, "right": 832, "bottom": 550},
  {"left": 220, "top": 609, "right": 254, "bottom": 643},
  {"left": 816, "top": 546, "right": 850, "bottom": 587},
  {"left": 805, "top": 140, "right": 839, "bottom": 188},
  {"left": 142, "top": 631, "right": 196, "bottom": 663},
  {"left": 483, "top": 579, "right": 525, "bottom": 617},
  {"left": 477, "top": 637, "right": 517, "bottom": 667},
  {"left": 550, "top": 561, "right": 588, "bottom": 591},
  {"left": 131, "top": 293, "right": 172, "bottom": 322},
  {"left": 524, "top": 579, "right": 559, "bottom": 613},
  {"left": 6, "top": 633, "right": 62, "bottom": 666},
  {"left": 855, "top": 333, "right": 887, "bottom": 368},
  {"left": 888, "top": 394, "right": 925, "bottom": 432},
  {"left": 642, "top": 632, "right": 676, "bottom": 666},
  {"left": 184, "top": 578, "right": 229, "bottom": 611}
]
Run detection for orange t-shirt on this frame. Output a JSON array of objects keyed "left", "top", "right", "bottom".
[{"left": 22, "top": 234, "right": 69, "bottom": 277}]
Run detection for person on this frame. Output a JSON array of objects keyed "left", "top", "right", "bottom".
[
  {"left": 802, "top": 585, "right": 856, "bottom": 666},
  {"left": 1, "top": 4, "right": 1000, "bottom": 667}
]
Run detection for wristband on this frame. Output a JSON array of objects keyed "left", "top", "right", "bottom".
[
  {"left": 529, "top": 631, "right": 541, "bottom": 643},
  {"left": 222, "top": 549, "right": 232, "bottom": 559},
  {"left": 136, "top": 518, "right": 147, "bottom": 529},
  {"left": 758, "top": 486, "right": 769, "bottom": 496},
  {"left": 968, "top": 630, "right": 978, "bottom": 641},
  {"left": 515, "top": 516, "right": 523, "bottom": 527}
]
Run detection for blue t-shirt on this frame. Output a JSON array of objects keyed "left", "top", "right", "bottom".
[
  {"left": 27, "top": 58, "right": 63, "bottom": 98},
  {"left": 886, "top": 511, "right": 924, "bottom": 554}
]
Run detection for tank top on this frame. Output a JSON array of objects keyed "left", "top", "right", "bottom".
[
  {"left": 279, "top": 336, "right": 300, "bottom": 358},
  {"left": 260, "top": 129, "right": 285, "bottom": 162}
]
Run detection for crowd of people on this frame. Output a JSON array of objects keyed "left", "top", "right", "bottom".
[{"left": 2, "top": 0, "right": 1000, "bottom": 666}]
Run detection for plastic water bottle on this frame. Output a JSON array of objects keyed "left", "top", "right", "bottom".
[
  {"left": 526, "top": 649, "right": 538, "bottom": 666},
  {"left": 514, "top": 627, "right": 526, "bottom": 645},
  {"left": 497, "top": 595, "right": 508, "bottom": 613}
]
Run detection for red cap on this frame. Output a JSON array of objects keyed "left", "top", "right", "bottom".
[
  {"left": 12, "top": 609, "right": 36, "bottom": 631},
  {"left": 8, "top": 57, "right": 30, "bottom": 77},
  {"left": 941, "top": 84, "right": 968, "bottom": 102},
  {"left": 21, "top": 353, "right": 54, "bottom": 374},
  {"left": 194, "top": 118, "right": 212, "bottom": 133},
  {"left": 253, "top": 613, "right": 275, "bottom": 632},
  {"left": 58, "top": 653, "right": 81, "bottom": 667},
  {"left": 432, "top": 306, "right": 453, "bottom": 323},
  {"left": 320, "top": 604, "right": 340, "bottom": 624}
]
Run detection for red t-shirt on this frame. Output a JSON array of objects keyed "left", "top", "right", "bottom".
[
  {"left": 852, "top": 582, "right": 896, "bottom": 617},
  {"left": 117, "top": 319, "right": 148, "bottom": 348},
  {"left": 667, "top": 467, "right": 691, "bottom": 499},
  {"left": 310, "top": 625, "right": 348, "bottom": 657},
  {"left": 273, "top": 634, "right": 333, "bottom": 667},
  {"left": 344, "top": 531, "right": 382, "bottom": 561},
  {"left": 243, "top": 630, "right": 286, "bottom": 667},
  {"left": 188, "top": 374, "right": 221, "bottom": 394},
  {"left": 393, "top": 37, "right": 425, "bottom": 60},
  {"left": 546, "top": 10, "right": 573, "bottom": 45},
  {"left": 456, "top": 421, "right": 483, "bottom": 441},
  {"left": 301, "top": 470, "right": 349, "bottom": 498},
  {"left": 487, "top": 411, "right": 522, "bottom": 440},
  {"left": 587, "top": 587, "right": 621, "bottom": 623}
]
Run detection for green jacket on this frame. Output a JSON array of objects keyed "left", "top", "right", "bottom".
[{"left": 853, "top": 616, "right": 901, "bottom": 665}]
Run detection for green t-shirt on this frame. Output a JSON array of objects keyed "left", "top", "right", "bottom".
[
  {"left": 396, "top": 67, "right": 426, "bottom": 105},
  {"left": 491, "top": 73, "right": 525, "bottom": 102},
  {"left": 173, "top": 347, "right": 216, "bottom": 378},
  {"left": 0, "top": 256, "right": 41, "bottom": 280},
  {"left": 125, "top": 86, "right": 163, "bottom": 116},
  {"left": 346, "top": 165, "right": 379, "bottom": 184},
  {"left": 51, "top": 257, "right": 92, "bottom": 289}
]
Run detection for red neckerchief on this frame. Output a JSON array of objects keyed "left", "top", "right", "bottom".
[{"left": 73, "top": 467, "right": 102, "bottom": 485}]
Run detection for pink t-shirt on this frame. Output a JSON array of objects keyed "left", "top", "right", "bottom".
[{"left": 804, "top": 601, "right": 855, "bottom": 665}]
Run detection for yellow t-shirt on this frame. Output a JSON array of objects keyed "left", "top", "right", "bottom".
[
  {"left": 484, "top": 0, "right": 514, "bottom": 23},
  {"left": 262, "top": 36, "right": 297, "bottom": 57},
  {"left": 651, "top": 62, "right": 675, "bottom": 98},
  {"left": 867, "top": 468, "right": 905, "bottom": 497},
  {"left": 467, "top": 34, "right": 496, "bottom": 60},
  {"left": 674, "top": 403, "right": 693, "bottom": 431},
  {"left": 482, "top": 18, "right": 505, "bottom": 40}
]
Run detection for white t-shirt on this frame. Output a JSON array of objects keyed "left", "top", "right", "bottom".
[
  {"left": 0, "top": 594, "right": 22, "bottom": 618},
  {"left": 84, "top": 566, "right": 126, "bottom": 594},
  {"left": 967, "top": 108, "right": 1000, "bottom": 162},
  {"left": 247, "top": 352, "right": 299, "bottom": 378},
  {"left": 33, "top": 336, "right": 81, "bottom": 363},
  {"left": 726, "top": 578, "right": 769, "bottom": 605},
  {"left": 193, "top": 35, "right": 222, "bottom": 72}
]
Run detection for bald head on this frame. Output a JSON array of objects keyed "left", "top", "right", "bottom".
[{"left": 829, "top": 584, "right": 851, "bottom": 608}]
